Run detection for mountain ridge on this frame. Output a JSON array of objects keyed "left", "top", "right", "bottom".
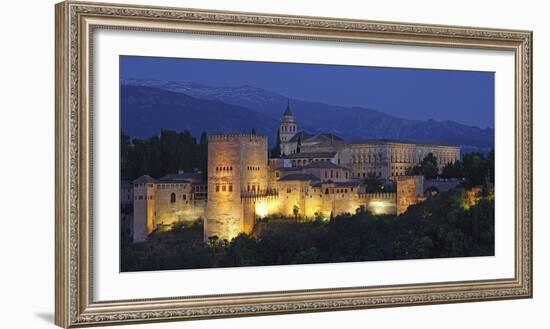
[
  {"left": 121, "top": 79, "right": 494, "bottom": 150},
  {"left": 120, "top": 85, "right": 279, "bottom": 141}
]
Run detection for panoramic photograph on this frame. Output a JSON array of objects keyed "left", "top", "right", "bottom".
[{"left": 119, "top": 55, "right": 495, "bottom": 272}]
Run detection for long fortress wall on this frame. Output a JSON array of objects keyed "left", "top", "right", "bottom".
[{"left": 135, "top": 132, "right": 435, "bottom": 242}]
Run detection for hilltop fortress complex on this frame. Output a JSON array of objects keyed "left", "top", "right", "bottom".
[{"left": 132, "top": 104, "right": 461, "bottom": 242}]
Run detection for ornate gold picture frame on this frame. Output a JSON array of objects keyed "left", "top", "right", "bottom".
[{"left": 55, "top": 1, "right": 532, "bottom": 327}]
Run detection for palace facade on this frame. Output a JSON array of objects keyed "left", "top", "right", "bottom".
[
  {"left": 278, "top": 103, "right": 460, "bottom": 179},
  {"left": 132, "top": 104, "right": 460, "bottom": 242}
]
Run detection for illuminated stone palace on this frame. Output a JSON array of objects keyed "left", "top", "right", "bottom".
[{"left": 132, "top": 104, "right": 460, "bottom": 242}]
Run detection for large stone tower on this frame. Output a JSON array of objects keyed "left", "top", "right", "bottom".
[
  {"left": 396, "top": 175, "right": 424, "bottom": 215},
  {"left": 279, "top": 101, "right": 297, "bottom": 146},
  {"left": 132, "top": 175, "right": 156, "bottom": 242},
  {"left": 204, "top": 134, "right": 268, "bottom": 241}
]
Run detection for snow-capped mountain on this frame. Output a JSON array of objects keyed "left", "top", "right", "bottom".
[{"left": 120, "top": 79, "right": 494, "bottom": 151}]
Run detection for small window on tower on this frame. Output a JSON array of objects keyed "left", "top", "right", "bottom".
[{"left": 170, "top": 193, "right": 176, "bottom": 203}]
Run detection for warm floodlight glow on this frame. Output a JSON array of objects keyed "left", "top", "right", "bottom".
[
  {"left": 255, "top": 201, "right": 269, "bottom": 218},
  {"left": 369, "top": 200, "right": 393, "bottom": 215}
]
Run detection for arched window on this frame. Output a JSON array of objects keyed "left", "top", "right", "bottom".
[
  {"left": 170, "top": 193, "right": 176, "bottom": 203},
  {"left": 325, "top": 188, "right": 329, "bottom": 195}
]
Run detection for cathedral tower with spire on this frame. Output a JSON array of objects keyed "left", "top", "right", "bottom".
[{"left": 279, "top": 101, "right": 298, "bottom": 155}]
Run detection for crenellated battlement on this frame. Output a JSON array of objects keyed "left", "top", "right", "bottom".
[
  {"left": 208, "top": 133, "right": 268, "bottom": 143},
  {"left": 359, "top": 192, "right": 396, "bottom": 200},
  {"left": 241, "top": 191, "right": 279, "bottom": 202}
]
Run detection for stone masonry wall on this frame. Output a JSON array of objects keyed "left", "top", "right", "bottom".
[
  {"left": 396, "top": 176, "right": 424, "bottom": 215},
  {"left": 153, "top": 183, "right": 205, "bottom": 227}
]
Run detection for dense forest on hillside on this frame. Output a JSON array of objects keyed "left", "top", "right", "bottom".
[
  {"left": 120, "top": 130, "right": 208, "bottom": 181},
  {"left": 120, "top": 187, "right": 494, "bottom": 272},
  {"left": 409, "top": 150, "right": 494, "bottom": 187}
]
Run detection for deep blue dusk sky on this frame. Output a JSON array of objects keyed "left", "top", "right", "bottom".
[{"left": 120, "top": 56, "right": 494, "bottom": 129}]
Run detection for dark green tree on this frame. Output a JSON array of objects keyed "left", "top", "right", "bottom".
[
  {"left": 270, "top": 129, "right": 281, "bottom": 158},
  {"left": 406, "top": 153, "right": 439, "bottom": 178},
  {"left": 120, "top": 131, "right": 132, "bottom": 181},
  {"left": 441, "top": 160, "right": 463, "bottom": 178},
  {"left": 420, "top": 153, "right": 439, "bottom": 178},
  {"left": 440, "top": 149, "right": 495, "bottom": 189},
  {"left": 363, "top": 172, "right": 384, "bottom": 192},
  {"left": 462, "top": 152, "right": 488, "bottom": 186},
  {"left": 198, "top": 131, "right": 208, "bottom": 178},
  {"left": 120, "top": 129, "right": 209, "bottom": 181},
  {"left": 293, "top": 205, "right": 300, "bottom": 219}
]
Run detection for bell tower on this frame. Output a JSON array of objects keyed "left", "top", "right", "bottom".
[{"left": 279, "top": 101, "right": 297, "bottom": 146}]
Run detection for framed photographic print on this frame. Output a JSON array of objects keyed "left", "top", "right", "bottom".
[{"left": 55, "top": 1, "right": 533, "bottom": 327}]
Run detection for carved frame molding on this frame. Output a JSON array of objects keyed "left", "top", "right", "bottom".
[{"left": 55, "top": 1, "right": 532, "bottom": 327}]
